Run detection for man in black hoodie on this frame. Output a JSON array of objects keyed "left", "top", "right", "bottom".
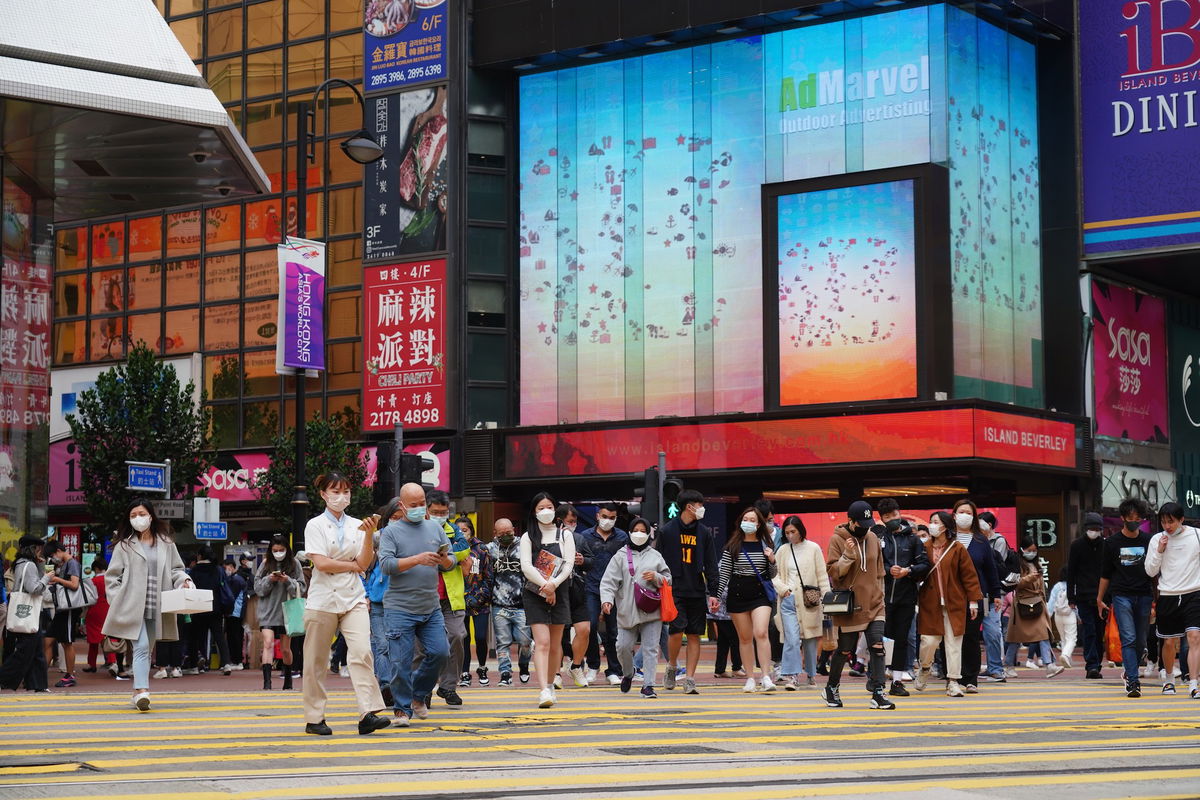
[
  {"left": 1067, "top": 511, "right": 1106, "bottom": 679},
  {"left": 877, "top": 499, "right": 929, "bottom": 696},
  {"left": 656, "top": 489, "right": 720, "bottom": 695}
]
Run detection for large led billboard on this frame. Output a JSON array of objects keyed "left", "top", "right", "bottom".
[
  {"left": 775, "top": 179, "right": 918, "bottom": 405},
  {"left": 518, "top": 6, "right": 1041, "bottom": 425}
]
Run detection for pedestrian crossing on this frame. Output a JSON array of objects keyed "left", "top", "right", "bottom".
[{"left": 0, "top": 674, "right": 1197, "bottom": 799}]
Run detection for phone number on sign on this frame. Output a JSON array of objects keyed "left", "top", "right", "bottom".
[
  {"left": 369, "top": 408, "right": 441, "bottom": 428},
  {"left": 369, "top": 63, "right": 443, "bottom": 87}
]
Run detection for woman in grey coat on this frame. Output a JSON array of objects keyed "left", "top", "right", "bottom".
[
  {"left": 600, "top": 517, "right": 672, "bottom": 699},
  {"left": 254, "top": 535, "right": 306, "bottom": 690},
  {"left": 0, "top": 536, "right": 51, "bottom": 692},
  {"left": 103, "top": 498, "right": 193, "bottom": 711}
]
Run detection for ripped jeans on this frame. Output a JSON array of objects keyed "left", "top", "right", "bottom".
[{"left": 827, "top": 619, "right": 886, "bottom": 691}]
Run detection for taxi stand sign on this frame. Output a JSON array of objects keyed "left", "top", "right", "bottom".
[
  {"left": 194, "top": 521, "right": 228, "bottom": 541},
  {"left": 126, "top": 459, "right": 171, "bottom": 495}
]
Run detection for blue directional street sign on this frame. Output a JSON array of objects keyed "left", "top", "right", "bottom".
[
  {"left": 126, "top": 462, "right": 167, "bottom": 493},
  {"left": 194, "top": 521, "right": 228, "bottom": 541}
]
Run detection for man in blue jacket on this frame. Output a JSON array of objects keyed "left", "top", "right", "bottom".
[{"left": 581, "top": 503, "right": 627, "bottom": 685}]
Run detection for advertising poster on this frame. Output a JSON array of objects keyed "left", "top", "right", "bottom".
[
  {"left": 1091, "top": 280, "right": 1168, "bottom": 442},
  {"left": 363, "top": 86, "right": 449, "bottom": 261},
  {"left": 776, "top": 180, "right": 917, "bottom": 405},
  {"left": 1170, "top": 318, "right": 1200, "bottom": 512},
  {"left": 363, "top": 258, "right": 447, "bottom": 431},
  {"left": 1080, "top": 0, "right": 1200, "bottom": 255},
  {"left": 275, "top": 237, "right": 326, "bottom": 374},
  {"left": 364, "top": 0, "right": 447, "bottom": 93},
  {"left": 1, "top": 179, "right": 50, "bottom": 432}
]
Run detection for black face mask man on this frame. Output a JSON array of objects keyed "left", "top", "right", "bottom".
[{"left": 847, "top": 500, "right": 875, "bottom": 539}]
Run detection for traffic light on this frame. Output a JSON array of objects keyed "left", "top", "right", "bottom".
[
  {"left": 373, "top": 447, "right": 436, "bottom": 506},
  {"left": 663, "top": 476, "right": 684, "bottom": 520},
  {"left": 634, "top": 466, "right": 661, "bottom": 525},
  {"left": 401, "top": 452, "right": 436, "bottom": 490}
]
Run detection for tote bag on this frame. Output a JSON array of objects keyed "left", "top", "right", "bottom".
[
  {"left": 6, "top": 563, "right": 43, "bottom": 634},
  {"left": 283, "top": 596, "right": 306, "bottom": 637}
]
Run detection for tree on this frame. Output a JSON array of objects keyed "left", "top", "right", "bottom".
[
  {"left": 66, "top": 342, "right": 211, "bottom": 532},
  {"left": 255, "top": 410, "right": 372, "bottom": 538}
]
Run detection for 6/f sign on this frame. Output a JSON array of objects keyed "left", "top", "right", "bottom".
[{"left": 126, "top": 460, "right": 170, "bottom": 494}]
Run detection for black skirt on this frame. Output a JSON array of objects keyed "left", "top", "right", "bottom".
[
  {"left": 523, "top": 586, "right": 571, "bottom": 625},
  {"left": 726, "top": 574, "right": 773, "bottom": 614}
]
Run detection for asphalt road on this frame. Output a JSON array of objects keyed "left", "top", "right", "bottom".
[{"left": 1, "top": 661, "right": 1197, "bottom": 800}]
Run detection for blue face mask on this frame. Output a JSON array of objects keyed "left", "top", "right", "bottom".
[
  {"left": 740, "top": 521, "right": 757, "bottom": 534},
  {"left": 406, "top": 506, "right": 427, "bottom": 523}
]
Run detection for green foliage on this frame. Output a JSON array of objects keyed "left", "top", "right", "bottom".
[
  {"left": 66, "top": 343, "right": 211, "bottom": 533},
  {"left": 255, "top": 409, "right": 372, "bottom": 536}
]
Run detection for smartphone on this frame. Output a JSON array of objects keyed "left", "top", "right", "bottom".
[
  {"left": 358, "top": 515, "right": 380, "bottom": 532},
  {"left": 436, "top": 543, "right": 450, "bottom": 556}
]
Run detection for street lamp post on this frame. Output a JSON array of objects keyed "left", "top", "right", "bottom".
[{"left": 291, "top": 79, "right": 384, "bottom": 547}]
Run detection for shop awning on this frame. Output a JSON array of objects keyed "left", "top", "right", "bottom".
[{"left": 0, "top": 0, "right": 270, "bottom": 219}]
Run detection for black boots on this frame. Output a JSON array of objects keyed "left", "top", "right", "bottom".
[
  {"left": 262, "top": 664, "right": 272, "bottom": 690},
  {"left": 281, "top": 666, "right": 293, "bottom": 691}
]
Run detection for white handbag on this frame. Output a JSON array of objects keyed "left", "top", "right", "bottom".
[{"left": 6, "top": 563, "right": 44, "bottom": 634}]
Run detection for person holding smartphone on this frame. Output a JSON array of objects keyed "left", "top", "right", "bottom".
[
  {"left": 378, "top": 483, "right": 457, "bottom": 726},
  {"left": 254, "top": 536, "right": 306, "bottom": 690}
]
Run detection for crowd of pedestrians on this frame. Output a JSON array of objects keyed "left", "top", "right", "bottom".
[{"left": 4, "top": 485, "right": 1200, "bottom": 735}]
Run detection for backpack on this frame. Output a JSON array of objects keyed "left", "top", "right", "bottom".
[{"left": 216, "top": 570, "right": 236, "bottom": 615}]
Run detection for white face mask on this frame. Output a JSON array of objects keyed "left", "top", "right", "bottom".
[
  {"left": 324, "top": 494, "right": 351, "bottom": 512},
  {"left": 955, "top": 512, "right": 974, "bottom": 530},
  {"left": 535, "top": 508, "right": 555, "bottom": 525},
  {"left": 1085, "top": 529, "right": 1101, "bottom": 540},
  {"left": 629, "top": 530, "right": 650, "bottom": 547},
  {"left": 272, "top": 551, "right": 286, "bottom": 561},
  {"left": 130, "top": 515, "right": 152, "bottom": 532},
  {"left": 597, "top": 518, "right": 616, "bottom": 532},
  {"left": 740, "top": 520, "right": 757, "bottom": 534},
  {"left": 1022, "top": 551, "right": 1038, "bottom": 561},
  {"left": 918, "top": 534, "right": 930, "bottom": 544},
  {"left": 928, "top": 522, "right": 944, "bottom": 538},
  {"left": 691, "top": 505, "right": 706, "bottom": 520}
]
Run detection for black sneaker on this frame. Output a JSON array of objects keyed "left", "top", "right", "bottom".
[
  {"left": 889, "top": 680, "right": 909, "bottom": 697},
  {"left": 620, "top": 675, "right": 633, "bottom": 694},
  {"left": 441, "top": 689, "right": 463, "bottom": 706},
  {"left": 477, "top": 667, "right": 490, "bottom": 686},
  {"left": 870, "top": 690, "right": 897, "bottom": 710},
  {"left": 1086, "top": 669, "right": 1103, "bottom": 679},
  {"left": 519, "top": 669, "right": 531, "bottom": 684},
  {"left": 358, "top": 713, "right": 391, "bottom": 735},
  {"left": 381, "top": 686, "right": 394, "bottom": 707},
  {"left": 848, "top": 662, "right": 866, "bottom": 678},
  {"left": 823, "top": 685, "right": 843, "bottom": 708},
  {"left": 1126, "top": 680, "right": 1141, "bottom": 698},
  {"left": 499, "top": 672, "right": 513, "bottom": 686},
  {"left": 436, "top": 687, "right": 448, "bottom": 700},
  {"left": 458, "top": 672, "right": 471, "bottom": 687},
  {"left": 640, "top": 686, "right": 658, "bottom": 698},
  {"left": 305, "top": 720, "right": 333, "bottom": 736}
]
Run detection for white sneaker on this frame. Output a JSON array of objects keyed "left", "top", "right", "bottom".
[
  {"left": 182, "top": 668, "right": 200, "bottom": 676},
  {"left": 946, "top": 681, "right": 965, "bottom": 697},
  {"left": 585, "top": 668, "right": 597, "bottom": 684},
  {"left": 1058, "top": 653, "right": 1072, "bottom": 668},
  {"left": 897, "top": 671, "right": 913, "bottom": 682},
  {"left": 1024, "top": 660, "right": 1037, "bottom": 670},
  {"left": 606, "top": 674, "right": 622, "bottom": 686},
  {"left": 228, "top": 664, "right": 243, "bottom": 671},
  {"left": 153, "top": 668, "right": 167, "bottom": 680},
  {"left": 132, "top": 692, "right": 151, "bottom": 711},
  {"left": 570, "top": 667, "right": 588, "bottom": 688},
  {"left": 760, "top": 676, "right": 777, "bottom": 693},
  {"left": 338, "top": 666, "right": 350, "bottom": 678},
  {"left": 1142, "top": 664, "right": 1157, "bottom": 679},
  {"left": 743, "top": 678, "right": 757, "bottom": 693},
  {"left": 538, "top": 688, "right": 555, "bottom": 708},
  {"left": 553, "top": 674, "right": 563, "bottom": 690},
  {"left": 1046, "top": 665, "right": 1065, "bottom": 678},
  {"left": 170, "top": 667, "right": 182, "bottom": 679},
  {"left": 914, "top": 668, "right": 930, "bottom": 692},
  {"left": 1004, "top": 667, "right": 1018, "bottom": 679},
  {"left": 1174, "top": 665, "right": 1183, "bottom": 678},
  {"left": 1160, "top": 668, "right": 1169, "bottom": 682}
]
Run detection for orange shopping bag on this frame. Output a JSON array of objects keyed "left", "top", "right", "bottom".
[
  {"left": 659, "top": 582, "right": 678, "bottom": 623},
  {"left": 1105, "top": 609, "right": 1123, "bottom": 665}
]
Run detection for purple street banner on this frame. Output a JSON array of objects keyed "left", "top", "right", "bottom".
[
  {"left": 1080, "top": 0, "right": 1200, "bottom": 256},
  {"left": 275, "top": 237, "right": 326, "bottom": 375},
  {"left": 364, "top": 0, "right": 447, "bottom": 94}
]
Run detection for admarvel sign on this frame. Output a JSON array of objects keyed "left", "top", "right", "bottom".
[{"left": 1080, "top": 0, "right": 1200, "bottom": 256}]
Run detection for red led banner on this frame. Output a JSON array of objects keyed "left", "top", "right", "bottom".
[{"left": 504, "top": 408, "right": 1077, "bottom": 478}]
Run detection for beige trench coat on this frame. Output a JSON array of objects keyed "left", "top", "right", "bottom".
[
  {"left": 772, "top": 539, "right": 831, "bottom": 639},
  {"left": 102, "top": 536, "right": 191, "bottom": 642}
]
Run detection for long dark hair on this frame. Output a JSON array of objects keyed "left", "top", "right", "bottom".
[
  {"left": 114, "top": 497, "right": 172, "bottom": 545},
  {"left": 726, "top": 507, "right": 771, "bottom": 554},
  {"left": 951, "top": 497, "right": 986, "bottom": 541},
  {"left": 781, "top": 515, "right": 807, "bottom": 543},
  {"left": 259, "top": 534, "right": 297, "bottom": 577}
]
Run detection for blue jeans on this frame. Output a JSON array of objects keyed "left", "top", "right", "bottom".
[
  {"left": 587, "top": 591, "right": 622, "bottom": 676},
  {"left": 369, "top": 602, "right": 393, "bottom": 688},
  {"left": 982, "top": 602, "right": 1004, "bottom": 677},
  {"left": 492, "top": 606, "right": 531, "bottom": 675},
  {"left": 1076, "top": 601, "right": 1104, "bottom": 672},
  {"left": 385, "top": 607, "right": 448, "bottom": 716},
  {"left": 1112, "top": 594, "right": 1153, "bottom": 683},
  {"left": 778, "top": 595, "right": 803, "bottom": 676},
  {"left": 132, "top": 617, "right": 160, "bottom": 691},
  {"left": 1006, "top": 639, "right": 1052, "bottom": 666}
]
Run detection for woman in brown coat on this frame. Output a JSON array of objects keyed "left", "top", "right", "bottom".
[
  {"left": 1005, "top": 538, "right": 1065, "bottom": 678},
  {"left": 914, "top": 511, "right": 982, "bottom": 697},
  {"left": 822, "top": 500, "right": 894, "bottom": 711}
]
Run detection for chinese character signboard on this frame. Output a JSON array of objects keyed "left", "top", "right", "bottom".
[
  {"left": 1080, "top": 0, "right": 1200, "bottom": 255},
  {"left": 275, "top": 237, "right": 327, "bottom": 374},
  {"left": 1, "top": 179, "right": 50, "bottom": 432},
  {"left": 363, "top": 86, "right": 449, "bottom": 261},
  {"left": 364, "top": 0, "right": 447, "bottom": 93},
  {"left": 1091, "top": 280, "right": 1168, "bottom": 443},
  {"left": 363, "top": 258, "right": 447, "bottom": 431}
]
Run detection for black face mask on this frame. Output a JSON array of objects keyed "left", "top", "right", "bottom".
[
  {"left": 851, "top": 523, "right": 869, "bottom": 538},
  {"left": 884, "top": 519, "right": 905, "bottom": 532},
  {"left": 1123, "top": 521, "right": 1141, "bottom": 533},
  {"left": 498, "top": 534, "right": 515, "bottom": 547}
]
